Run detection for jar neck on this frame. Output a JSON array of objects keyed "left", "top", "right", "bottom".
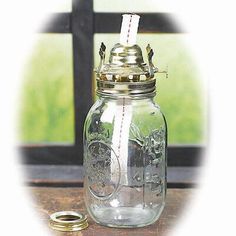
[
  {"left": 97, "top": 92, "right": 156, "bottom": 101},
  {"left": 96, "top": 78, "right": 156, "bottom": 99}
]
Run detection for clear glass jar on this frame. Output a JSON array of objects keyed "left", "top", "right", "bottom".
[{"left": 83, "top": 93, "right": 167, "bottom": 228}]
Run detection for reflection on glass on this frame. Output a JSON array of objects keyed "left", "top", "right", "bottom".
[{"left": 20, "top": 34, "right": 74, "bottom": 143}]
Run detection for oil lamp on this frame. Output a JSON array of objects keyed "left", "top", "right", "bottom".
[{"left": 83, "top": 14, "right": 167, "bottom": 228}]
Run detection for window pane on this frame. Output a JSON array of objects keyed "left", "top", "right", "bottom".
[
  {"left": 40, "top": 0, "right": 72, "bottom": 12},
  {"left": 94, "top": 34, "right": 206, "bottom": 144},
  {"left": 55, "top": 0, "right": 72, "bottom": 12},
  {"left": 20, "top": 34, "right": 74, "bottom": 143},
  {"left": 94, "top": 0, "right": 171, "bottom": 13}
]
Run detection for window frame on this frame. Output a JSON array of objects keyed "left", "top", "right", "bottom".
[{"left": 20, "top": 0, "right": 204, "bottom": 168}]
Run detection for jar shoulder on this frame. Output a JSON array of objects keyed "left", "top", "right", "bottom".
[
  {"left": 84, "top": 98, "right": 167, "bottom": 137},
  {"left": 85, "top": 98, "right": 166, "bottom": 122},
  {"left": 87, "top": 98, "right": 164, "bottom": 113}
]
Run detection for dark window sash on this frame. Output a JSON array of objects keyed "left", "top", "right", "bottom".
[
  {"left": 42, "top": 12, "right": 184, "bottom": 34},
  {"left": 20, "top": 145, "right": 204, "bottom": 166},
  {"left": 24, "top": 165, "right": 199, "bottom": 188}
]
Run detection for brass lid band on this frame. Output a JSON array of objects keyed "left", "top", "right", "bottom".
[
  {"left": 49, "top": 211, "right": 88, "bottom": 232},
  {"left": 96, "top": 78, "right": 156, "bottom": 97}
]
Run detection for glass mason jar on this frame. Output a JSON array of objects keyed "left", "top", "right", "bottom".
[
  {"left": 84, "top": 93, "right": 167, "bottom": 228},
  {"left": 83, "top": 42, "right": 167, "bottom": 228}
]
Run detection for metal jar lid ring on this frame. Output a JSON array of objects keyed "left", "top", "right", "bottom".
[{"left": 49, "top": 211, "right": 88, "bottom": 232}]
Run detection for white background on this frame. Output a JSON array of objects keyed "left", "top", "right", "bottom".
[{"left": 0, "top": 0, "right": 236, "bottom": 235}]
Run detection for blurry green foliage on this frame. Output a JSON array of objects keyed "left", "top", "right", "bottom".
[
  {"left": 20, "top": 34, "right": 74, "bottom": 143},
  {"left": 20, "top": 33, "right": 205, "bottom": 144}
]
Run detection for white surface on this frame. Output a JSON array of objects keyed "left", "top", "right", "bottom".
[{"left": 0, "top": 0, "right": 236, "bottom": 235}]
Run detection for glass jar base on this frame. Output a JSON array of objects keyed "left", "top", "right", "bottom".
[{"left": 91, "top": 206, "right": 163, "bottom": 228}]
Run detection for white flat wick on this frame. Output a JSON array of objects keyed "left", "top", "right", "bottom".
[{"left": 119, "top": 14, "right": 140, "bottom": 46}]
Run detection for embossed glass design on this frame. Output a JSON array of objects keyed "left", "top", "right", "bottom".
[{"left": 84, "top": 96, "right": 167, "bottom": 228}]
